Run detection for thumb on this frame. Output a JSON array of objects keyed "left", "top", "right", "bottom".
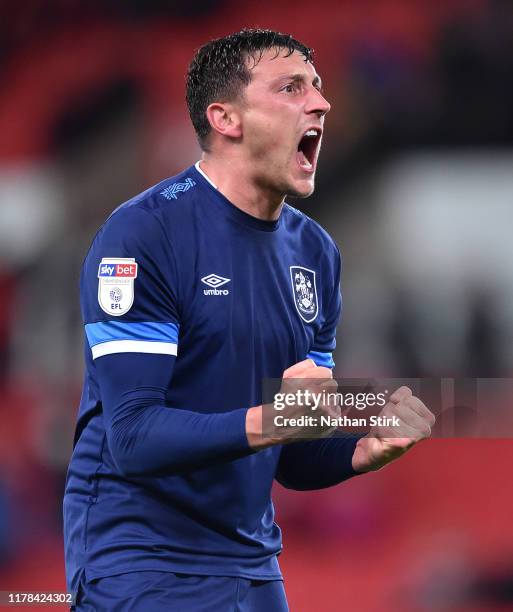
[{"left": 283, "top": 359, "right": 317, "bottom": 378}]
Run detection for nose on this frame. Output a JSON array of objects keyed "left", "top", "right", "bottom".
[{"left": 306, "top": 87, "right": 331, "bottom": 117}]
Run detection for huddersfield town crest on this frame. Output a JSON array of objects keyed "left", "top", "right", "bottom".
[
  {"left": 98, "top": 257, "right": 138, "bottom": 316},
  {"left": 290, "top": 266, "right": 318, "bottom": 323}
]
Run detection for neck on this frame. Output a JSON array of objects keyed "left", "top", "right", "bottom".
[{"left": 197, "top": 154, "right": 285, "bottom": 221}]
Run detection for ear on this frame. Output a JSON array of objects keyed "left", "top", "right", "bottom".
[{"left": 205, "top": 102, "right": 242, "bottom": 140}]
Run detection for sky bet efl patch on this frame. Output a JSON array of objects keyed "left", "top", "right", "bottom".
[{"left": 98, "top": 258, "right": 138, "bottom": 316}]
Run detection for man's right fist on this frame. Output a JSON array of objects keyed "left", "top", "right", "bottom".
[{"left": 245, "top": 359, "right": 340, "bottom": 450}]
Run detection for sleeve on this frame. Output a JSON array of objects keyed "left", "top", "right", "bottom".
[
  {"left": 81, "top": 206, "right": 254, "bottom": 477},
  {"left": 306, "top": 244, "right": 342, "bottom": 369},
  {"left": 275, "top": 434, "right": 366, "bottom": 491}
]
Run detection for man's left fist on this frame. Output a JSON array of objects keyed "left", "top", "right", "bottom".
[{"left": 351, "top": 386, "right": 436, "bottom": 473}]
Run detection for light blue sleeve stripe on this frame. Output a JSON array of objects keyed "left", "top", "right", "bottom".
[
  {"left": 85, "top": 321, "right": 179, "bottom": 348},
  {"left": 306, "top": 350, "right": 335, "bottom": 368}
]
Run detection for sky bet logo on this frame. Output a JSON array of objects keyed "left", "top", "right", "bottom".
[
  {"left": 98, "top": 262, "right": 138, "bottom": 278},
  {"left": 98, "top": 258, "right": 138, "bottom": 316}
]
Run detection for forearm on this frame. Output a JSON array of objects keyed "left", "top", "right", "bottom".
[
  {"left": 96, "top": 352, "right": 257, "bottom": 477},
  {"left": 275, "top": 434, "right": 367, "bottom": 491},
  {"left": 109, "top": 401, "right": 254, "bottom": 477}
]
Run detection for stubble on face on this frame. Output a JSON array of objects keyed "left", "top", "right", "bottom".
[{"left": 237, "top": 48, "right": 329, "bottom": 202}]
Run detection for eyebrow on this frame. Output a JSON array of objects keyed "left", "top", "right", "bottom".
[{"left": 276, "top": 73, "right": 323, "bottom": 91}]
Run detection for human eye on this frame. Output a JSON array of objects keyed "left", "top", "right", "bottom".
[{"left": 281, "top": 82, "right": 299, "bottom": 94}]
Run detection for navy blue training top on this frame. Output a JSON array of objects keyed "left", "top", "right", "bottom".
[{"left": 63, "top": 163, "right": 361, "bottom": 592}]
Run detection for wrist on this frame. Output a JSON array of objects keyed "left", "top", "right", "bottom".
[
  {"left": 246, "top": 406, "right": 264, "bottom": 450},
  {"left": 246, "top": 405, "right": 286, "bottom": 450},
  {"left": 351, "top": 436, "right": 380, "bottom": 473}
]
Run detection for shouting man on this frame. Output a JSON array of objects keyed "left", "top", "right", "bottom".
[{"left": 64, "top": 29, "right": 435, "bottom": 610}]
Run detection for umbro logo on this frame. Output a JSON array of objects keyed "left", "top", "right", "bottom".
[
  {"left": 160, "top": 178, "right": 196, "bottom": 200},
  {"left": 202, "top": 274, "right": 230, "bottom": 288},
  {"left": 201, "top": 273, "right": 231, "bottom": 295}
]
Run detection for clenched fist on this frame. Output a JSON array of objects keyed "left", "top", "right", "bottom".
[
  {"left": 246, "top": 358, "right": 339, "bottom": 449},
  {"left": 351, "top": 386, "right": 435, "bottom": 473}
]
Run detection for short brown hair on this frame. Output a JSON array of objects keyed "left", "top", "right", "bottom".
[{"left": 186, "top": 28, "right": 314, "bottom": 149}]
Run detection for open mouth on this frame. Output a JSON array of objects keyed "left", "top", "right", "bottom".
[{"left": 297, "top": 128, "right": 322, "bottom": 173}]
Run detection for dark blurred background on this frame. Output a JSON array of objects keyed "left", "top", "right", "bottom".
[{"left": 1, "top": 1, "right": 513, "bottom": 610}]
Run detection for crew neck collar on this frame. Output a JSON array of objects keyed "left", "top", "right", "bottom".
[{"left": 193, "top": 161, "right": 282, "bottom": 232}]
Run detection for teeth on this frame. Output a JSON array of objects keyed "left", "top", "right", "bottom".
[{"left": 304, "top": 129, "right": 318, "bottom": 137}]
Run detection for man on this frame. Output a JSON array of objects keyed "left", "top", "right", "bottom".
[{"left": 64, "top": 29, "right": 435, "bottom": 610}]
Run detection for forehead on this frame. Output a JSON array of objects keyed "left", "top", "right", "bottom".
[{"left": 248, "top": 48, "right": 320, "bottom": 84}]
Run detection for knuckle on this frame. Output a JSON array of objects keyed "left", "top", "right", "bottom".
[{"left": 390, "top": 385, "right": 412, "bottom": 403}]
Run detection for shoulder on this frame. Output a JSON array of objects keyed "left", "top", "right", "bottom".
[
  {"left": 83, "top": 168, "right": 203, "bottom": 275},
  {"left": 91, "top": 166, "right": 202, "bottom": 245},
  {"left": 283, "top": 203, "right": 341, "bottom": 262},
  {"left": 109, "top": 166, "right": 200, "bottom": 225}
]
